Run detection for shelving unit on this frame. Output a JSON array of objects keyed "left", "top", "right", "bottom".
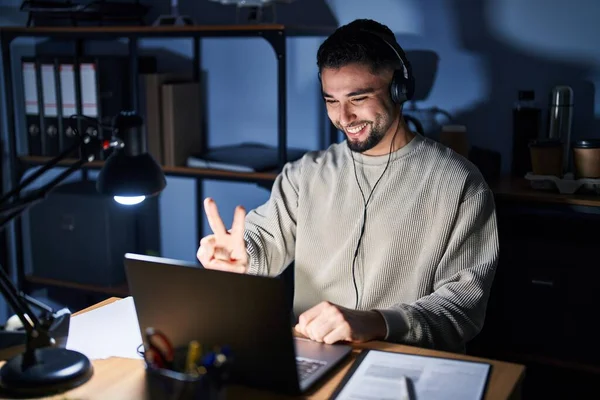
[
  {"left": 19, "top": 156, "right": 280, "bottom": 184},
  {"left": 0, "top": 24, "right": 336, "bottom": 297},
  {"left": 468, "top": 177, "right": 600, "bottom": 376}
]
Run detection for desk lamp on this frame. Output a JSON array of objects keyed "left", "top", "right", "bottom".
[{"left": 0, "top": 111, "right": 166, "bottom": 397}]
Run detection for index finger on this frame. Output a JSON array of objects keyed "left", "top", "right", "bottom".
[
  {"left": 204, "top": 198, "right": 228, "bottom": 238},
  {"left": 230, "top": 205, "right": 246, "bottom": 238},
  {"left": 297, "top": 301, "right": 328, "bottom": 329}
]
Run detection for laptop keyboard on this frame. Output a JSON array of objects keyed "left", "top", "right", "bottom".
[{"left": 296, "top": 357, "right": 327, "bottom": 382}]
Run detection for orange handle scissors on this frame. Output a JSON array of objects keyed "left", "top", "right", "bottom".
[{"left": 144, "top": 327, "right": 174, "bottom": 369}]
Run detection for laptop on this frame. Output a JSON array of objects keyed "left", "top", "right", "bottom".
[{"left": 124, "top": 253, "right": 352, "bottom": 395}]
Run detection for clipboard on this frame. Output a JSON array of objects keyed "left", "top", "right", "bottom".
[{"left": 330, "top": 349, "right": 493, "bottom": 400}]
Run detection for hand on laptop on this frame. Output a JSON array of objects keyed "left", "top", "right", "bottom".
[
  {"left": 197, "top": 197, "right": 249, "bottom": 274},
  {"left": 294, "top": 301, "right": 387, "bottom": 344}
]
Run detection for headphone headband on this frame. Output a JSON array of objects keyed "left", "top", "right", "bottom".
[
  {"left": 360, "top": 30, "right": 409, "bottom": 80},
  {"left": 359, "top": 29, "right": 414, "bottom": 104}
]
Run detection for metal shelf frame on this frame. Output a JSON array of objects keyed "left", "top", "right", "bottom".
[{"left": 0, "top": 24, "right": 336, "bottom": 294}]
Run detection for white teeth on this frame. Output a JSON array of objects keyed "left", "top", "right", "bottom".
[{"left": 347, "top": 123, "right": 367, "bottom": 134}]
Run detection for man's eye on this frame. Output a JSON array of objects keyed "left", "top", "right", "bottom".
[
  {"left": 325, "top": 99, "right": 338, "bottom": 105},
  {"left": 352, "top": 97, "right": 367, "bottom": 103}
]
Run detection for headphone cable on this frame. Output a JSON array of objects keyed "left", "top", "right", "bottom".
[{"left": 349, "top": 124, "right": 399, "bottom": 309}]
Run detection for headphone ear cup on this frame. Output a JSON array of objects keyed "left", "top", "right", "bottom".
[{"left": 390, "top": 69, "right": 407, "bottom": 104}]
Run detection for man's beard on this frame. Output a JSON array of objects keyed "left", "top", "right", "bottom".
[{"left": 342, "top": 116, "right": 387, "bottom": 153}]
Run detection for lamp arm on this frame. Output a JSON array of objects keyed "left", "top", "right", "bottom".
[
  {"left": 0, "top": 158, "right": 87, "bottom": 337},
  {"left": 0, "top": 153, "right": 91, "bottom": 338},
  {"left": 0, "top": 128, "right": 99, "bottom": 206},
  {"left": 0, "top": 158, "right": 88, "bottom": 231},
  {"left": 20, "top": 292, "right": 54, "bottom": 315},
  {"left": 0, "top": 111, "right": 159, "bottom": 396},
  {"left": 0, "top": 142, "right": 99, "bottom": 368},
  {"left": 0, "top": 131, "right": 101, "bottom": 342},
  {"left": 0, "top": 265, "right": 37, "bottom": 336}
]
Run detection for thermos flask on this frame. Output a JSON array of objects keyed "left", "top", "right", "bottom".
[{"left": 548, "top": 85, "right": 574, "bottom": 174}]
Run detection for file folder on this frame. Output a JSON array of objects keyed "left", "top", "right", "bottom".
[
  {"left": 22, "top": 58, "right": 42, "bottom": 156},
  {"left": 40, "top": 60, "right": 60, "bottom": 156},
  {"left": 73, "top": 56, "right": 156, "bottom": 160},
  {"left": 58, "top": 60, "right": 79, "bottom": 156},
  {"left": 78, "top": 60, "right": 102, "bottom": 159},
  {"left": 38, "top": 54, "right": 158, "bottom": 159}
]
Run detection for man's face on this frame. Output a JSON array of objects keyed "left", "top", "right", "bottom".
[{"left": 321, "top": 63, "right": 397, "bottom": 155}]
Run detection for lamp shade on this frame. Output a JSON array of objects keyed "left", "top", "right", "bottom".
[
  {"left": 96, "top": 152, "right": 166, "bottom": 197},
  {"left": 96, "top": 111, "right": 167, "bottom": 198}
]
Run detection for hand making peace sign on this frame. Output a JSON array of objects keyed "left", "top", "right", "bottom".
[{"left": 196, "top": 197, "right": 249, "bottom": 274}]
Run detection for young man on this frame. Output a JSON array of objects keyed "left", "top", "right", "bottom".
[{"left": 197, "top": 19, "right": 498, "bottom": 353}]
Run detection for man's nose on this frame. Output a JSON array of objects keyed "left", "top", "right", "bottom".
[{"left": 338, "top": 104, "right": 356, "bottom": 126}]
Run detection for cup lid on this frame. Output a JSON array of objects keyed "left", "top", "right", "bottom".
[{"left": 573, "top": 139, "right": 600, "bottom": 149}]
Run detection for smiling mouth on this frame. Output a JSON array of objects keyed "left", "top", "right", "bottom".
[{"left": 345, "top": 122, "right": 369, "bottom": 137}]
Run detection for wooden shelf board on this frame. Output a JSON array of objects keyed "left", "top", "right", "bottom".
[
  {"left": 0, "top": 24, "right": 335, "bottom": 37},
  {"left": 19, "top": 158, "right": 600, "bottom": 205},
  {"left": 163, "top": 165, "right": 278, "bottom": 181},
  {"left": 21, "top": 155, "right": 106, "bottom": 169},
  {"left": 491, "top": 177, "right": 600, "bottom": 208},
  {"left": 25, "top": 275, "right": 130, "bottom": 297},
  {"left": 19, "top": 155, "right": 278, "bottom": 182}
]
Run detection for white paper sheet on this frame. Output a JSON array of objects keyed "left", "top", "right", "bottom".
[
  {"left": 335, "top": 350, "right": 490, "bottom": 400},
  {"left": 66, "top": 296, "right": 143, "bottom": 360}
]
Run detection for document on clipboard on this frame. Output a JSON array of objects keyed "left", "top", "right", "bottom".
[{"left": 331, "top": 349, "right": 491, "bottom": 400}]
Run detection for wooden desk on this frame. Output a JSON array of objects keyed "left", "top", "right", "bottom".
[{"left": 1, "top": 298, "right": 525, "bottom": 399}]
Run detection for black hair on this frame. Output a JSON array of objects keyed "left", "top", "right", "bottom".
[{"left": 317, "top": 19, "right": 403, "bottom": 75}]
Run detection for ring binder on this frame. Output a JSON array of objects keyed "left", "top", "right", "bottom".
[
  {"left": 21, "top": 58, "right": 42, "bottom": 156},
  {"left": 40, "top": 59, "right": 60, "bottom": 156}
]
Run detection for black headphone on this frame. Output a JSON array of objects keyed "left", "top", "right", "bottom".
[
  {"left": 318, "top": 30, "right": 415, "bottom": 105},
  {"left": 361, "top": 29, "right": 415, "bottom": 105}
]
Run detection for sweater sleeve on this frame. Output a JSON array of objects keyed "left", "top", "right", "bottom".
[
  {"left": 376, "top": 188, "right": 499, "bottom": 352},
  {"left": 244, "top": 160, "right": 302, "bottom": 277}
]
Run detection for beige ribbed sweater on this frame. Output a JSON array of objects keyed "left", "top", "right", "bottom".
[{"left": 244, "top": 133, "right": 498, "bottom": 352}]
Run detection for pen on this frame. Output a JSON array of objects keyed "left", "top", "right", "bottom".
[
  {"left": 403, "top": 376, "right": 416, "bottom": 400},
  {"left": 185, "top": 340, "right": 202, "bottom": 374}
]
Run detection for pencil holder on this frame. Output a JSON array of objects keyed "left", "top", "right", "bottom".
[{"left": 143, "top": 345, "right": 232, "bottom": 400}]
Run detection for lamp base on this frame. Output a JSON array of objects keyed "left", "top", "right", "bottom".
[
  {"left": 0, "top": 347, "right": 93, "bottom": 397},
  {"left": 0, "top": 312, "right": 71, "bottom": 361}
]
